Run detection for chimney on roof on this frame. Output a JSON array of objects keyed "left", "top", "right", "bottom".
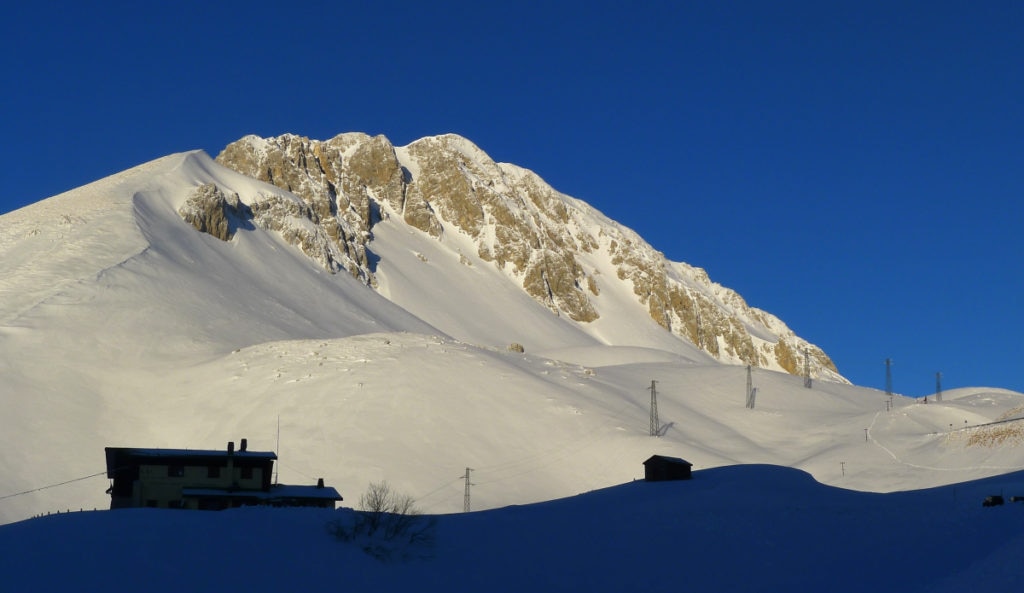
[
  {"left": 317, "top": 478, "right": 324, "bottom": 489},
  {"left": 227, "top": 441, "right": 235, "bottom": 455},
  {"left": 240, "top": 438, "right": 248, "bottom": 452}
]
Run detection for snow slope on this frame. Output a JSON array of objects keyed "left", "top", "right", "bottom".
[
  {"left": 2, "top": 466, "right": 1022, "bottom": 592},
  {"left": 0, "top": 151, "right": 1022, "bottom": 529}
]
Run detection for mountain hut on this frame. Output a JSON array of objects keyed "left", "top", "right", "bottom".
[{"left": 643, "top": 455, "right": 693, "bottom": 481}]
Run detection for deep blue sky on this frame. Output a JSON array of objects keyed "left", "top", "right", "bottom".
[{"left": 2, "top": 2, "right": 1021, "bottom": 396}]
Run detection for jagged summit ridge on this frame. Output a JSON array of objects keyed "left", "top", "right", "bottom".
[{"left": 214, "top": 132, "right": 842, "bottom": 381}]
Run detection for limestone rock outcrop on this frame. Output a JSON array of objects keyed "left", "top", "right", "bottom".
[
  {"left": 178, "top": 183, "right": 247, "bottom": 241},
  {"left": 211, "top": 132, "right": 842, "bottom": 381}
]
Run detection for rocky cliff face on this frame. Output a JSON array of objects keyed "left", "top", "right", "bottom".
[
  {"left": 212, "top": 132, "right": 842, "bottom": 381},
  {"left": 178, "top": 183, "right": 246, "bottom": 242}
]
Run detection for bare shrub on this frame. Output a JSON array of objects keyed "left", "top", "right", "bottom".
[{"left": 327, "top": 481, "right": 436, "bottom": 561}]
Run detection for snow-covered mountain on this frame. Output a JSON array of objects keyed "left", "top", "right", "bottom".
[
  {"left": 214, "top": 133, "right": 843, "bottom": 379},
  {"left": 1, "top": 135, "right": 1022, "bottom": 526}
]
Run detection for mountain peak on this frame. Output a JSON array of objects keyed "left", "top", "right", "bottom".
[{"left": 214, "top": 132, "right": 843, "bottom": 381}]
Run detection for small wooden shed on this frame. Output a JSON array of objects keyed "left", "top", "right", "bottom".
[{"left": 643, "top": 455, "right": 693, "bottom": 481}]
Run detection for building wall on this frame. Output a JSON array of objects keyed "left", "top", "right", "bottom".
[
  {"left": 135, "top": 462, "right": 268, "bottom": 509},
  {"left": 644, "top": 459, "right": 692, "bottom": 481}
]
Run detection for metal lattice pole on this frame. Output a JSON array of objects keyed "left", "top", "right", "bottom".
[
  {"left": 649, "top": 380, "right": 659, "bottom": 436},
  {"left": 885, "top": 358, "right": 893, "bottom": 396},
  {"left": 462, "top": 467, "right": 474, "bottom": 512},
  {"left": 745, "top": 365, "right": 756, "bottom": 409},
  {"left": 803, "top": 348, "right": 812, "bottom": 389}
]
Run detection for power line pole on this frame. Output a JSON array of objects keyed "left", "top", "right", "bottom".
[
  {"left": 649, "top": 380, "right": 659, "bottom": 437},
  {"left": 695, "top": 310, "right": 703, "bottom": 349},
  {"left": 803, "top": 348, "right": 812, "bottom": 389},
  {"left": 746, "top": 365, "right": 751, "bottom": 406},
  {"left": 745, "top": 365, "right": 757, "bottom": 409},
  {"left": 462, "top": 467, "right": 474, "bottom": 512},
  {"left": 464, "top": 472, "right": 471, "bottom": 511},
  {"left": 885, "top": 358, "right": 893, "bottom": 396},
  {"left": 936, "top": 372, "right": 942, "bottom": 403}
]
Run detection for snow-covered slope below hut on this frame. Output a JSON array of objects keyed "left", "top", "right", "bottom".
[{"left": 2, "top": 465, "right": 1023, "bottom": 592}]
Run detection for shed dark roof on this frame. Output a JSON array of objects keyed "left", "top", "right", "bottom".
[{"left": 643, "top": 454, "right": 693, "bottom": 466}]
